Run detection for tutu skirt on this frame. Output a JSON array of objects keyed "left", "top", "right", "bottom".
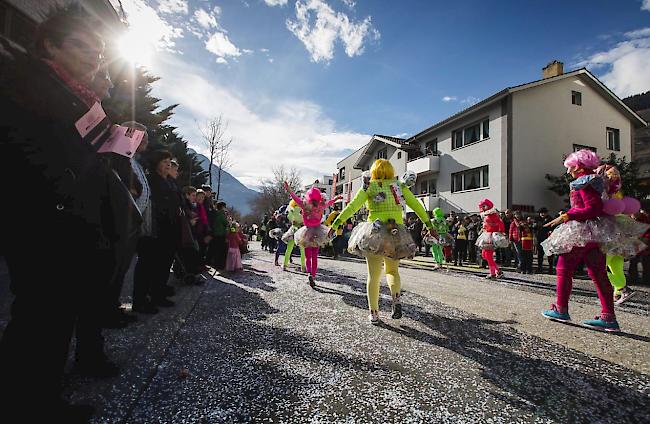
[
  {"left": 294, "top": 224, "right": 332, "bottom": 248},
  {"left": 282, "top": 225, "right": 298, "bottom": 243},
  {"left": 226, "top": 247, "right": 243, "bottom": 272},
  {"left": 475, "top": 231, "right": 509, "bottom": 249},
  {"left": 347, "top": 221, "right": 417, "bottom": 259},
  {"left": 541, "top": 217, "right": 619, "bottom": 256},
  {"left": 600, "top": 215, "right": 650, "bottom": 258}
]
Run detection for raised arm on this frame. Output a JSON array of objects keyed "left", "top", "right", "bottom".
[
  {"left": 402, "top": 186, "right": 434, "bottom": 229},
  {"left": 331, "top": 189, "right": 368, "bottom": 230},
  {"left": 326, "top": 195, "right": 342, "bottom": 208},
  {"left": 284, "top": 181, "right": 303, "bottom": 208}
]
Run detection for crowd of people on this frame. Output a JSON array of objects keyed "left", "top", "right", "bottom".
[{"left": 0, "top": 7, "right": 249, "bottom": 421}]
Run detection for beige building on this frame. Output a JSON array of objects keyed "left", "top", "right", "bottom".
[{"left": 336, "top": 61, "right": 647, "bottom": 214}]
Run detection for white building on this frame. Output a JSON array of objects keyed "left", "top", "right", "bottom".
[{"left": 336, "top": 61, "right": 648, "bottom": 214}]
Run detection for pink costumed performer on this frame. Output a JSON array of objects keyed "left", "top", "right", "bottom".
[{"left": 284, "top": 182, "right": 342, "bottom": 287}]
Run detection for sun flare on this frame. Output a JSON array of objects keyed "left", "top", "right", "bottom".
[{"left": 118, "top": 29, "right": 155, "bottom": 66}]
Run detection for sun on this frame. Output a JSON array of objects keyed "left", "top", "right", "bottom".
[{"left": 117, "top": 29, "right": 155, "bottom": 67}]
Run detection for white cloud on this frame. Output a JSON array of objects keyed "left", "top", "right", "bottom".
[
  {"left": 260, "top": 48, "right": 270, "bottom": 53},
  {"left": 442, "top": 96, "right": 457, "bottom": 102},
  {"left": 153, "top": 54, "right": 369, "bottom": 188},
  {"left": 242, "top": 49, "right": 254, "bottom": 54},
  {"left": 264, "top": 0, "right": 288, "bottom": 5},
  {"left": 215, "top": 57, "right": 228, "bottom": 64},
  {"left": 575, "top": 28, "right": 650, "bottom": 97},
  {"left": 120, "top": 0, "right": 184, "bottom": 52},
  {"left": 269, "top": 58, "right": 274, "bottom": 63},
  {"left": 341, "top": 0, "right": 356, "bottom": 9},
  {"left": 205, "top": 32, "right": 242, "bottom": 60},
  {"left": 643, "top": 0, "right": 650, "bottom": 11},
  {"left": 194, "top": 7, "right": 221, "bottom": 30},
  {"left": 286, "top": 0, "right": 380, "bottom": 63},
  {"left": 461, "top": 96, "right": 479, "bottom": 105},
  {"left": 157, "top": 0, "right": 188, "bottom": 14}
]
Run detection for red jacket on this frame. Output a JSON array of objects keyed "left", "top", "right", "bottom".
[
  {"left": 509, "top": 220, "right": 521, "bottom": 242},
  {"left": 520, "top": 225, "right": 534, "bottom": 250}
]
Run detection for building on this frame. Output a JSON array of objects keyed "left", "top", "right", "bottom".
[
  {"left": 335, "top": 61, "right": 647, "bottom": 214},
  {"left": 335, "top": 143, "right": 367, "bottom": 207},
  {"left": 624, "top": 92, "right": 650, "bottom": 190}
]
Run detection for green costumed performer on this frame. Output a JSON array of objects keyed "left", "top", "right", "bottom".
[
  {"left": 329, "top": 160, "right": 437, "bottom": 324},
  {"left": 597, "top": 164, "right": 648, "bottom": 305},
  {"left": 282, "top": 199, "right": 306, "bottom": 272},
  {"left": 426, "top": 207, "right": 448, "bottom": 269}
]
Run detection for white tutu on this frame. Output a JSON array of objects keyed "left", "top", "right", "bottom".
[
  {"left": 600, "top": 215, "right": 650, "bottom": 258},
  {"left": 475, "top": 231, "right": 509, "bottom": 249},
  {"left": 541, "top": 217, "right": 619, "bottom": 256},
  {"left": 281, "top": 225, "right": 298, "bottom": 243},
  {"left": 293, "top": 224, "right": 332, "bottom": 248},
  {"left": 347, "top": 221, "right": 417, "bottom": 260}
]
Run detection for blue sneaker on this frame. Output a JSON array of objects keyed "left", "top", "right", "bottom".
[
  {"left": 542, "top": 304, "right": 571, "bottom": 322},
  {"left": 582, "top": 316, "right": 620, "bottom": 332}
]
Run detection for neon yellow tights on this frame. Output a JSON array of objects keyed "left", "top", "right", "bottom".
[
  {"left": 606, "top": 254, "right": 626, "bottom": 294},
  {"left": 366, "top": 254, "right": 401, "bottom": 311}
]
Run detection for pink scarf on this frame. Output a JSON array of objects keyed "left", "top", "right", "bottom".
[{"left": 42, "top": 59, "right": 100, "bottom": 107}]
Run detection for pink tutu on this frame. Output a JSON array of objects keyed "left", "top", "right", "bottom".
[{"left": 226, "top": 247, "right": 243, "bottom": 272}]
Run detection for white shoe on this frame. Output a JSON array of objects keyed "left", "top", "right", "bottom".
[
  {"left": 368, "top": 310, "right": 380, "bottom": 324},
  {"left": 615, "top": 287, "right": 636, "bottom": 305}
]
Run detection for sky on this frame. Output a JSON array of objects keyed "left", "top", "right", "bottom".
[{"left": 116, "top": 0, "right": 650, "bottom": 189}]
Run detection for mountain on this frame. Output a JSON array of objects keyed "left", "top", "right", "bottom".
[
  {"left": 623, "top": 91, "right": 650, "bottom": 112},
  {"left": 194, "top": 153, "right": 258, "bottom": 215}
]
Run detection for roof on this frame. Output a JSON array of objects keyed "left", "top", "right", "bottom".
[
  {"left": 407, "top": 68, "right": 648, "bottom": 143},
  {"left": 353, "top": 134, "right": 418, "bottom": 169}
]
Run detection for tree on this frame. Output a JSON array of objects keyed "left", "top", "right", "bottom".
[
  {"left": 197, "top": 116, "right": 232, "bottom": 199},
  {"left": 250, "top": 166, "right": 302, "bottom": 220},
  {"left": 545, "top": 154, "right": 650, "bottom": 205}
]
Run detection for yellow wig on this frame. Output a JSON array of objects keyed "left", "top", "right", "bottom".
[
  {"left": 289, "top": 199, "right": 298, "bottom": 208},
  {"left": 370, "top": 159, "right": 395, "bottom": 180}
]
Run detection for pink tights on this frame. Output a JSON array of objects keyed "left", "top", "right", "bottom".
[
  {"left": 482, "top": 249, "right": 499, "bottom": 275},
  {"left": 305, "top": 247, "right": 319, "bottom": 278},
  {"left": 555, "top": 244, "right": 615, "bottom": 319}
]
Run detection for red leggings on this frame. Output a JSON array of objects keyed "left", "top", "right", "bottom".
[
  {"left": 555, "top": 244, "right": 615, "bottom": 319},
  {"left": 305, "top": 246, "right": 319, "bottom": 278},
  {"left": 482, "top": 249, "right": 499, "bottom": 275}
]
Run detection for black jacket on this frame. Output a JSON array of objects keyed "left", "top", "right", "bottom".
[{"left": 0, "top": 38, "right": 140, "bottom": 254}]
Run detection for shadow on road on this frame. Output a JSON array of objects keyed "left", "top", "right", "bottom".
[{"left": 316, "top": 267, "right": 650, "bottom": 423}]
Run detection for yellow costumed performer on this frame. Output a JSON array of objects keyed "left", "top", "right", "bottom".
[{"left": 329, "top": 159, "right": 436, "bottom": 324}]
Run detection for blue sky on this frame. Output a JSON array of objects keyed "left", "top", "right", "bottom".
[{"left": 118, "top": 0, "right": 650, "bottom": 188}]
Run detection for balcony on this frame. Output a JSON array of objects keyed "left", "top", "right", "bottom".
[
  {"left": 407, "top": 154, "right": 439, "bottom": 175},
  {"left": 406, "top": 194, "right": 439, "bottom": 213}
]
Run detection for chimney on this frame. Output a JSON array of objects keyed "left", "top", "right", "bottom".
[{"left": 542, "top": 60, "right": 564, "bottom": 79}]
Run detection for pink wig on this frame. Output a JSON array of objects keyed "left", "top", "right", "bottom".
[
  {"left": 478, "top": 198, "right": 494, "bottom": 210},
  {"left": 564, "top": 149, "right": 600, "bottom": 171},
  {"left": 305, "top": 187, "right": 323, "bottom": 205}
]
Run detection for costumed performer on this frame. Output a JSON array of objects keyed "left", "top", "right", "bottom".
[
  {"left": 425, "top": 207, "right": 448, "bottom": 270},
  {"left": 475, "top": 199, "right": 508, "bottom": 279},
  {"left": 282, "top": 199, "right": 307, "bottom": 272}
]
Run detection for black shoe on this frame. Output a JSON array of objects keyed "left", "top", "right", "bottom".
[
  {"left": 75, "top": 357, "right": 120, "bottom": 379},
  {"left": 153, "top": 297, "right": 175, "bottom": 307},
  {"left": 391, "top": 302, "right": 402, "bottom": 319},
  {"left": 132, "top": 302, "right": 159, "bottom": 314},
  {"left": 308, "top": 275, "right": 315, "bottom": 288}
]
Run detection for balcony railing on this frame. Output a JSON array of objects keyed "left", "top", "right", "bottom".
[{"left": 406, "top": 154, "right": 439, "bottom": 174}]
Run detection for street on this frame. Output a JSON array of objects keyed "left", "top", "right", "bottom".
[{"left": 2, "top": 245, "right": 650, "bottom": 423}]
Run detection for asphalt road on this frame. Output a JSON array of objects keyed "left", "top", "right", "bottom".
[{"left": 1, "top": 246, "right": 650, "bottom": 423}]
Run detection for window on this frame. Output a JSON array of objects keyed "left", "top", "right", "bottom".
[
  {"left": 573, "top": 144, "right": 597, "bottom": 153},
  {"left": 419, "top": 179, "right": 436, "bottom": 195},
  {"left": 425, "top": 139, "right": 437, "bottom": 155},
  {"left": 452, "top": 118, "right": 490, "bottom": 150},
  {"left": 328, "top": 179, "right": 333, "bottom": 185},
  {"left": 397, "top": 152, "right": 402, "bottom": 159},
  {"left": 606, "top": 127, "right": 620, "bottom": 151},
  {"left": 572, "top": 91, "right": 582, "bottom": 106},
  {"left": 451, "top": 166, "right": 489, "bottom": 193},
  {"left": 377, "top": 148, "right": 387, "bottom": 159},
  {"left": 339, "top": 167, "right": 346, "bottom": 180}
]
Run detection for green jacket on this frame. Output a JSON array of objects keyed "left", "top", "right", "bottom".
[
  {"left": 210, "top": 209, "right": 229, "bottom": 237},
  {"left": 332, "top": 178, "right": 433, "bottom": 230}
]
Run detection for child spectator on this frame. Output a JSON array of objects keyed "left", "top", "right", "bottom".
[
  {"left": 226, "top": 223, "right": 245, "bottom": 272},
  {"left": 520, "top": 217, "right": 535, "bottom": 274}
]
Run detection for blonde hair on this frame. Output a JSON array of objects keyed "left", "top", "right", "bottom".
[{"left": 370, "top": 159, "right": 395, "bottom": 180}]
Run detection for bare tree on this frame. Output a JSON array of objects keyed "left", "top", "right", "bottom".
[
  {"left": 197, "top": 115, "right": 231, "bottom": 197},
  {"left": 250, "top": 166, "right": 302, "bottom": 219}
]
